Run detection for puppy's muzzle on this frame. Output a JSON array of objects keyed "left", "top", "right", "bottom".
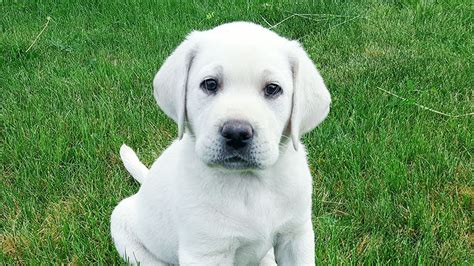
[{"left": 220, "top": 120, "right": 253, "bottom": 150}]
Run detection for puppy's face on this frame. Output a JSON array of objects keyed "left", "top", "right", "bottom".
[
  {"left": 153, "top": 22, "right": 331, "bottom": 171},
  {"left": 187, "top": 42, "right": 293, "bottom": 169}
]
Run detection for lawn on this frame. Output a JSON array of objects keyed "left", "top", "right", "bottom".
[{"left": 1, "top": 0, "right": 472, "bottom": 264}]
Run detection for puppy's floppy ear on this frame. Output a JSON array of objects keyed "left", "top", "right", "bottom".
[
  {"left": 153, "top": 31, "right": 200, "bottom": 139},
  {"left": 289, "top": 41, "right": 331, "bottom": 150}
]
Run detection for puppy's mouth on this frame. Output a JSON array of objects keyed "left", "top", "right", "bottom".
[{"left": 213, "top": 155, "right": 262, "bottom": 170}]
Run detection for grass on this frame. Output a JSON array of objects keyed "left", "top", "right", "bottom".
[{"left": 1, "top": 0, "right": 472, "bottom": 264}]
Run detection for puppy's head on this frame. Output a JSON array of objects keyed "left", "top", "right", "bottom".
[{"left": 153, "top": 22, "right": 331, "bottom": 170}]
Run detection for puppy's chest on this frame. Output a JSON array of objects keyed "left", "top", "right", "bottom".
[{"left": 198, "top": 183, "right": 303, "bottom": 238}]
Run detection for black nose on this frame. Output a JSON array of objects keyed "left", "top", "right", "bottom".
[{"left": 220, "top": 120, "right": 254, "bottom": 149}]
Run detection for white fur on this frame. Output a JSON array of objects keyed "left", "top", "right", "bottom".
[
  {"left": 119, "top": 144, "right": 149, "bottom": 184},
  {"left": 111, "top": 22, "right": 331, "bottom": 265}
]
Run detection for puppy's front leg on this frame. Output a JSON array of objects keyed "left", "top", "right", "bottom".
[{"left": 274, "top": 220, "right": 315, "bottom": 265}]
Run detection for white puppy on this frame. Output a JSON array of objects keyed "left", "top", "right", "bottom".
[{"left": 111, "top": 22, "right": 331, "bottom": 265}]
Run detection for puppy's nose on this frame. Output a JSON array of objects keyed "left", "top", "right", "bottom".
[{"left": 220, "top": 120, "right": 254, "bottom": 149}]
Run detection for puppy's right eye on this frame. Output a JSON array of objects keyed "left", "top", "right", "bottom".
[{"left": 200, "top": 78, "right": 218, "bottom": 94}]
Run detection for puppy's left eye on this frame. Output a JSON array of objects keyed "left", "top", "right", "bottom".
[
  {"left": 264, "top": 83, "right": 282, "bottom": 98},
  {"left": 200, "top": 78, "right": 219, "bottom": 94}
]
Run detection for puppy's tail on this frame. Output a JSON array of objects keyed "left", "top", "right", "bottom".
[{"left": 119, "top": 144, "right": 149, "bottom": 184}]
